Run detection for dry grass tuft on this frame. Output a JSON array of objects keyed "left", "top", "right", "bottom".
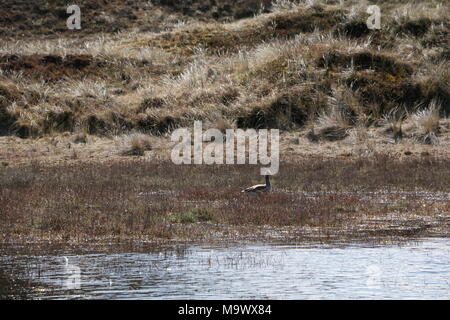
[
  {"left": 411, "top": 100, "right": 442, "bottom": 145},
  {"left": 311, "top": 103, "right": 352, "bottom": 141},
  {"left": 117, "top": 133, "right": 153, "bottom": 156},
  {"left": 381, "top": 106, "right": 407, "bottom": 143}
]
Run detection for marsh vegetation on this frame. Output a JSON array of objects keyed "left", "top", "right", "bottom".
[{"left": 1, "top": 156, "right": 449, "bottom": 243}]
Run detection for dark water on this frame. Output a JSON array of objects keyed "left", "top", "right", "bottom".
[{"left": 1, "top": 239, "right": 450, "bottom": 299}]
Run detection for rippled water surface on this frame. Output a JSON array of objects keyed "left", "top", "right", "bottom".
[{"left": 1, "top": 238, "right": 450, "bottom": 299}]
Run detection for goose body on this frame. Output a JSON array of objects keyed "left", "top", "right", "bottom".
[{"left": 242, "top": 175, "right": 272, "bottom": 194}]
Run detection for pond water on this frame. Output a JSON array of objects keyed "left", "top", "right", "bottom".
[{"left": 1, "top": 238, "right": 450, "bottom": 299}]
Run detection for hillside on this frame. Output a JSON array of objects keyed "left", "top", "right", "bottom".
[
  {"left": 0, "top": 0, "right": 449, "bottom": 163},
  {"left": 0, "top": 0, "right": 272, "bottom": 38}
]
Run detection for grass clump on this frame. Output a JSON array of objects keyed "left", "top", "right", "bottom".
[
  {"left": 381, "top": 106, "right": 407, "bottom": 143},
  {"left": 309, "top": 105, "right": 352, "bottom": 142},
  {"left": 117, "top": 133, "right": 153, "bottom": 156},
  {"left": 396, "top": 17, "right": 433, "bottom": 37},
  {"left": 237, "top": 88, "right": 319, "bottom": 130},
  {"left": 346, "top": 72, "right": 422, "bottom": 118},
  {"left": 317, "top": 50, "right": 414, "bottom": 77},
  {"left": 335, "top": 20, "right": 371, "bottom": 38},
  {"left": 416, "top": 65, "right": 450, "bottom": 116},
  {"left": 411, "top": 100, "right": 442, "bottom": 145},
  {"left": 167, "top": 209, "right": 214, "bottom": 224}
]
